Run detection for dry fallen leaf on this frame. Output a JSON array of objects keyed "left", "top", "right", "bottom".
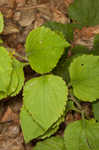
[
  {"left": 1, "top": 106, "right": 19, "bottom": 123},
  {"left": 73, "top": 26, "right": 99, "bottom": 49},
  {"left": 64, "top": 0, "right": 74, "bottom": 8}
]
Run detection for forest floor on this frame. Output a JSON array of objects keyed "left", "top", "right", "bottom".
[{"left": 0, "top": 0, "right": 99, "bottom": 150}]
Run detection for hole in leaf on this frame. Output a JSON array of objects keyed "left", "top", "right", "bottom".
[{"left": 81, "top": 64, "right": 84, "bottom": 66}]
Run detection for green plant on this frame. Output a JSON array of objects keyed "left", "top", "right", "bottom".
[
  {"left": 19, "top": 25, "right": 99, "bottom": 149},
  {"left": 0, "top": 12, "right": 4, "bottom": 44},
  {"left": 0, "top": 12, "right": 4, "bottom": 33},
  {"left": 33, "top": 136, "right": 65, "bottom": 150},
  {"left": 1, "top": 0, "right": 99, "bottom": 149},
  {"left": 0, "top": 47, "right": 25, "bottom": 99},
  {"left": 0, "top": 12, "right": 25, "bottom": 99},
  {"left": 68, "top": 0, "right": 99, "bottom": 27},
  {"left": 32, "top": 120, "right": 99, "bottom": 150},
  {"left": 20, "top": 26, "right": 69, "bottom": 142}
]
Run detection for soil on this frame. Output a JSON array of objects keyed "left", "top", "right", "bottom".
[{"left": 0, "top": 0, "right": 98, "bottom": 149}]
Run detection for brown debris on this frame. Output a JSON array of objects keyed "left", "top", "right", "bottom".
[
  {"left": 73, "top": 26, "right": 99, "bottom": 49},
  {"left": 18, "top": 9, "right": 35, "bottom": 27},
  {"left": 0, "top": 0, "right": 9, "bottom": 6},
  {"left": 8, "top": 0, "right": 16, "bottom": 8},
  {"left": 1, "top": 106, "right": 19, "bottom": 123},
  {"left": 65, "top": 112, "right": 81, "bottom": 125},
  {"left": 0, "top": 132, "right": 24, "bottom": 150},
  {"left": 64, "top": 0, "right": 74, "bottom": 8},
  {"left": 16, "top": 0, "right": 25, "bottom": 7},
  {"left": 3, "top": 22, "right": 19, "bottom": 35},
  {"left": 52, "top": 8, "right": 69, "bottom": 23}
]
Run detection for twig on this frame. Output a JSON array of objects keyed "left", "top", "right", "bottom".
[{"left": 16, "top": 4, "right": 49, "bottom": 10}]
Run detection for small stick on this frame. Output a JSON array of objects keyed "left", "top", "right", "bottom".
[{"left": 16, "top": 4, "right": 49, "bottom": 10}]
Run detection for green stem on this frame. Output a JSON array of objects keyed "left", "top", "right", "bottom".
[
  {"left": 69, "top": 95, "right": 82, "bottom": 111},
  {"left": 69, "top": 95, "right": 86, "bottom": 120},
  {"left": 7, "top": 48, "right": 28, "bottom": 62},
  {"left": 81, "top": 110, "right": 85, "bottom": 120},
  {"left": 13, "top": 53, "right": 28, "bottom": 62},
  {"left": 73, "top": 108, "right": 82, "bottom": 113}
]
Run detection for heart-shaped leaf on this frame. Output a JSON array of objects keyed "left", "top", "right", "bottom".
[
  {"left": 64, "top": 119, "right": 99, "bottom": 150},
  {"left": 23, "top": 74, "right": 68, "bottom": 131},
  {"left": 69, "top": 55, "right": 99, "bottom": 102},
  {"left": 20, "top": 106, "right": 45, "bottom": 143},
  {"left": 20, "top": 106, "right": 65, "bottom": 143},
  {"left": 68, "top": 0, "right": 99, "bottom": 27},
  {"left": 34, "top": 136, "right": 65, "bottom": 150},
  {"left": 0, "top": 47, "right": 12, "bottom": 93},
  {"left": 25, "top": 27, "right": 70, "bottom": 74}
]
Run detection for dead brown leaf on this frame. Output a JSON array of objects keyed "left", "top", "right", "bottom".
[
  {"left": 1, "top": 106, "right": 19, "bottom": 123},
  {"left": 52, "top": 8, "right": 68, "bottom": 23},
  {"left": 64, "top": 0, "right": 74, "bottom": 8},
  {"left": 73, "top": 26, "right": 99, "bottom": 49},
  {"left": 8, "top": 0, "right": 16, "bottom": 8}
]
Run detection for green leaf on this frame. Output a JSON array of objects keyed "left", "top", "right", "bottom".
[
  {"left": 64, "top": 119, "right": 99, "bottom": 150},
  {"left": 92, "top": 100, "right": 99, "bottom": 121},
  {"left": 69, "top": 55, "right": 99, "bottom": 102},
  {"left": 23, "top": 74, "right": 68, "bottom": 131},
  {"left": 53, "top": 45, "right": 90, "bottom": 83},
  {"left": 93, "top": 34, "right": 99, "bottom": 55},
  {"left": 66, "top": 100, "right": 79, "bottom": 113},
  {"left": 93, "top": 34, "right": 99, "bottom": 50},
  {"left": 11, "top": 58, "right": 24, "bottom": 96},
  {"left": 71, "top": 45, "right": 90, "bottom": 55},
  {"left": 53, "top": 56, "right": 72, "bottom": 83},
  {"left": 20, "top": 106, "right": 45, "bottom": 143},
  {"left": 43, "top": 22, "right": 74, "bottom": 42},
  {"left": 33, "top": 136, "right": 65, "bottom": 150},
  {"left": 54, "top": 45, "right": 93, "bottom": 84},
  {"left": 43, "top": 22, "right": 82, "bottom": 42},
  {"left": 20, "top": 107, "right": 65, "bottom": 142},
  {"left": 0, "top": 12, "right": 4, "bottom": 33},
  {"left": 0, "top": 57, "right": 24, "bottom": 99},
  {"left": 68, "top": 0, "right": 99, "bottom": 27},
  {"left": 0, "top": 91, "right": 7, "bottom": 100},
  {"left": 8, "top": 58, "right": 24, "bottom": 96},
  {"left": 40, "top": 125, "right": 59, "bottom": 140},
  {"left": 41, "top": 114, "right": 65, "bottom": 139},
  {"left": 0, "top": 47, "right": 12, "bottom": 92},
  {"left": 7, "top": 59, "right": 19, "bottom": 96},
  {"left": 0, "top": 39, "right": 3, "bottom": 44},
  {"left": 25, "top": 26, "right": 70, "bottom": 74}
]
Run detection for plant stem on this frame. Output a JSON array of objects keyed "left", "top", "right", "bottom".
[
  {"left": 7, "top": 48, "right": 28, "bottom": 62},
  {"left": 69, "top": 95, "right": 82, "bottom": 111},
  {"left": 81, "top": 110, "right": 85, "bottom": 120},
  {"left": 13, "top": 53, "right": 28, "bottom": 62},
  {"left": 69, "top": 95, "right": 87, "bottom": 120}
]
